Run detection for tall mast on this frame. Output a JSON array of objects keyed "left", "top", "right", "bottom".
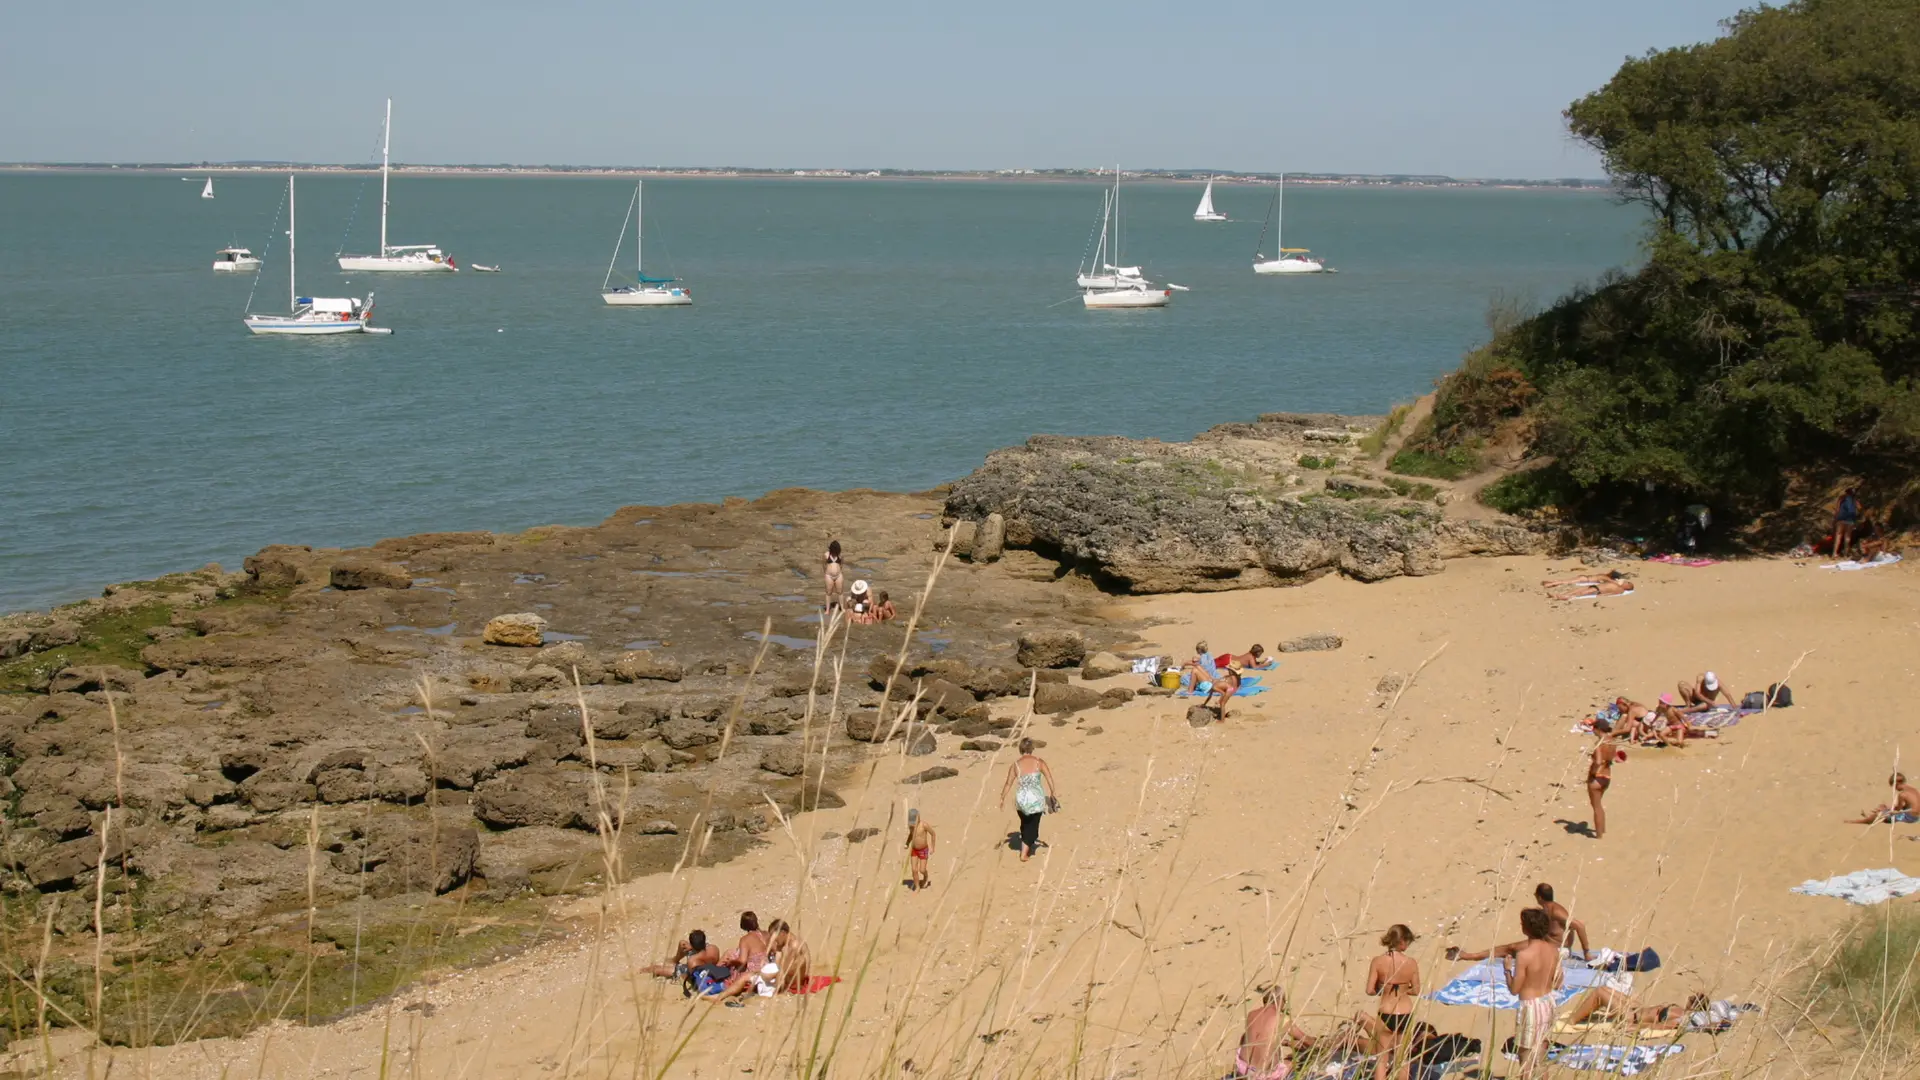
[
  {"left": 379, "top": 98, "right": 391, "bottom": 257},
  {"left": 288, "top": 175, "right": 297, "bottom": 312},
  {"left": 1112, "top": 165, "right": 1122, "bottom": 265},
  {"left": 636, "top": 180, "right": 644, "bottom": 278},
  {"left": 1277, "top": 173, "right": 1285, "bottom": 250}
]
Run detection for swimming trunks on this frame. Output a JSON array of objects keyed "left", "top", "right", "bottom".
[
  {"left": 1889, "top": 811, "right": 1918, "bottom": 824},
  {"left": 911, "top": 847, "right": 930, "bottom": 860},
  {"left": 1233, "top": 1048, "right": 1290, "bottom": 1080},
  {"left": 1514, "top": 996, "right": 1554, "bottom": 1054}
]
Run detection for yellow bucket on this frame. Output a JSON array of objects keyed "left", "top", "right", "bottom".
[{"left": 1157, "top": 669, "right": 1180, "bottom": 690}]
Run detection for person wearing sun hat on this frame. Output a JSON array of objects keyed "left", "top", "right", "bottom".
[
  {"left": 1677, "top": 670, "right": 1735, "bottom": 710},
  {"left": 848, "top": 579, "right": 874, "bottom": 622}
]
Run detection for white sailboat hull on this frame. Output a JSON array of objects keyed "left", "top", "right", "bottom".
[
  {"left": 1195, "top": 212, "right": 1228, "bottom": 222},
  {"left": 1253, "top": 257, "right": 1328, "bottom": 274},
  {"left": 602, "top": 286, "right": 693, "bottom": 307},
  {"left": 243, "top": 315, "right": 380, "bottom": 335},
  {"left": 337, "top": 252, "right": 457, "bottom": 272},
  {"left": 1083, "top": 287, "right": 1172, "bottom": 309}
]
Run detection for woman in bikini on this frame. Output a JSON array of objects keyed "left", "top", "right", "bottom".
[
  {"left": 822, "top": 540, "right": 845, "bottom": 612},
  {"left": 1363, "top": 924, "right": 1421, "bottom": 1080},
  {"left": 1588, "top": 719, "right": 1618, "bottom": 840},
  {"left": 1561, "top": 986, "right": 1708, "bottom": 1030},
  {"left": 1546, "top": 570, "right": 1634, "bottom": 600}
]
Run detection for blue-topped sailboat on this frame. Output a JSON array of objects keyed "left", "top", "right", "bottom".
[{"left": 602, "top": 180, "right": 692, "bottom": 307}]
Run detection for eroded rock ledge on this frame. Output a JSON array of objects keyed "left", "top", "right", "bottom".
[{"left": 944, "top": 412, "right": 1546, "bottom": 592}]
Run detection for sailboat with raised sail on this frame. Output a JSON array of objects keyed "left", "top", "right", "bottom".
[
  {"left": 201, "top": 178, "right": 215, "bottom": 200},
  {"left": 244, "top": 175, "right": 390, "bottom": 336},
  {"left": 1193, "top": 176, "right": 1226, "bottom": 222},
  {"left": 1252, "top": 174, "right": 1329, "bottom": 274},
  {"left": 337, "top": 99, "right": 457, "bottom": 272},
  {"left": 602, "top": 180, "right": 691, "bottom": 306}
]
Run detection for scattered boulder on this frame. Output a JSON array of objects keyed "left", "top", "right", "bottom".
[
  {"left": 1376, "top": 673, "right": 1405, "bottom": 695},
  {"left": 1080, "top": 652, "right": 1129, "bottom": 680},
  {"left": 483, "top": 613, "right": 548, "bottom": 648},
  {"left": 0, "top": 629, "right": 31, "bottom": 660},
  {"left": 220, "top": 749, "right": 275, "bottom": 782},
  {"left": 315, "top": 768, "right": 373, "bottom": 804},
  {"left": 1016, "top": 629, "right": 1087, "bottom": 670},
  {"left": 845, "top": 710, "right": 901, "bottom": 743},
  {"left": 903, "top": 766, "right": 959, "bottom": 785},
  {"left": 533, "top": 642, "right": 604, "bottom": 684},
  {"left": 1187, "top": 705, "right": 1216, "bottom": 728},
  {"left": 960, "top": 739, "right": 1002, "bottom": 752},
  {"left": 760, "top": 743, "right": 806, "bottom": 776},
  {"left": 1034, "top": 682, "right": 1103, "bottom": 716},
  {"left": 334, "top": 816, "right": 478, "bottom": 898},
  {"left": 597, "top": 700, "right": 668, "bottom": 739},
  {"left": 905, "top": 729, "right": 938, "bottom": 756},
  {"left": 1280, "top": 633, "right": 1344, "bottom": 653},
  {"left": 240, "top": 778, "right": 314, "bottom": 813},
  {"left": 640, "top": 820, "right": 679, "bottom": 836},
  {"left": 938, "top": 520, "right": 977, "bottom": 558},
  {"left": 28, "top": 623, "right": 82, "bottom": 652},
  {"left": 657, "top": 716, "right": 717, "bottom": 750},
  {"left": 974, "top": 513, "right": 1007, "bottom": 562},
  {"left": 472, "top": 770, "right": 586, "bottom": 830},
  {"left": 845, "top": 827, "right": 882, "bottom": 843},
  {"left": 511, "top": 665, "right": 567, "bottom": 692},
  {"left": 372, "top": 766, "right": 431, "bottom": 804},
  {"left": 612, "top": 651, "right": 684, "bottom": 683},
  {"left": 243, "top": 544, "right": 315, "bottom": 589},
  {"left": 48, "top": 665, "right": 144, "bottom": 695},
  {"left": 328, "top": 560, "right": 414, "bottom": 591},
  {"left": 26, "top": 829, "right": 136, "bottom": 889}
]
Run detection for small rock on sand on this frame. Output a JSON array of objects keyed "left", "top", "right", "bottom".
[
  {"left": 484, "top": 613, "right": 548, "bottom": 648},
  {"left": 329, "top": 560, "right": 414, "bottom": 591},
  {"left": 1280, "top": 633, "right": 1344, "bottom": 653},
  {"left": 961, "top": 739, "right": 1002, "bottom": 751},
  {"left": 845, "top": 827, "right": 882, "bottom": 843},
  {"left": 1186, "top": 705, "right": 1216, "bottom": 728},
  {"left": 1016, "top": 630, "right": 1086, "bottom": 670},
  {"left": 903, "top": 766, "right": 959, "bottom": 785},
  {"left": 1080, "top": 651, "right": 1129, "bottom": 680}
]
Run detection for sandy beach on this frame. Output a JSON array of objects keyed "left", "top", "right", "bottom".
[{"left": 24, "top": 550, "right": 1916, "bottom": 1078}]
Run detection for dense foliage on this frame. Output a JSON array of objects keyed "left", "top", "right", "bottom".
[{"left": 1406, "top": 0, "right": 1920, "bottom": 520}]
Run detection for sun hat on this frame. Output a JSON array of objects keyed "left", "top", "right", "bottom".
[
  {"left": 850, "top": 580, "right": 870, "bottom": 596},
  {"left": 1703, "top": 672, "right": 1719, "bottom": 691}
]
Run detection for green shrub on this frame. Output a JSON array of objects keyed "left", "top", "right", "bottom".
[
  {"left": 1297, "top": 454, "right": 1332, "bottom": 470},
  {"left": 1480, "top": 469, "right": 1571, "bottom": 514},
  {"left": 1388, "top": 446, "right": 1481, "bottom": 480},
  {"left": 1358, "top": 403, "right": 1413, "bottom": 458},
  {"left": 1814, "top": 905, "right": 1920, "bottom": 1044}
]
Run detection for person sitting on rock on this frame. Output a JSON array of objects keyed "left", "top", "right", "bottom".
[
  {"left": 1203, "top": 666, "right": 1244, "bottom": 721},
  {"left": 871, "top": 589, "right": 897, "bottom": 623},
  {"left": 849, "top": 580, "right": 877, "bottom": 624}
]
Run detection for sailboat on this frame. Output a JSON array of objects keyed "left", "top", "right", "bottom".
[
  {"left": 201, "top": 178, "right": 215, "bottom": 200},
  {"left": 601, "top": 180, "right": 691, "bottom": 307},
  {"left": 244, "top": 175, "right": 390, "bottom": 336},
  {"left": 1077, "top": 166, "right": 1175, "bottom": 308},
  {"left": 336, "top": 99, "right": 457, "bottom": 272},
  {"left": 1076, "top": 169, "right": 1147, "bottom": 288},
  {"left": 1193, "top": 176, "right": 1227, "bottom": 222},
  {"left": 1252, "top": 175, "right": 1329, "bottom": 274}
]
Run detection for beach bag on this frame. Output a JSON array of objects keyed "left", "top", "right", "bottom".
[
  {"left": 1767, "top": 683, "right": 1794, "bottom": 708},
  {"left": 1624, "top": 947, "right": 1662, "bottom": 972},
  {"left": 1741, "top": 691, "right": 1767, "bottom": 711},
  {"left": 691, "top": 965, "right": 732, "bottom": 996}
]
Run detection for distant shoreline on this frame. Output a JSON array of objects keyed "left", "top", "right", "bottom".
[{"left": 0, "top": 163, "right": 1613, "bottom": 191}]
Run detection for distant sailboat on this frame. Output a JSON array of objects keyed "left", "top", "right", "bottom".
[
  {"left": 1252, "top": 174, "right": 1330, "bottom": 274},
  {"left": 201, "top": 178, "right": 215, "bottom": 200},
  {"left": 601, "top": 180, "right": 692, "bottom": 306},
  {"left": 244, "top": 175, "right": 391, "bottom": 336},
  {"left": 1193, "top": 176, "right": 1226, "bottom": 222},
  {"left": 1076, "top": 166, "right": 1175, "bottom": 308},
  {"left": 337, "top": 99, "right": 458, "bottom": 272}
]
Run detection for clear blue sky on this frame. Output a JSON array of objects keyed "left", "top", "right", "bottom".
[{"left": 3, "top": 0, "right": 1737, "bottom": 177}]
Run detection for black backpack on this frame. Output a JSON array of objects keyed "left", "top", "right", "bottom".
[{"left": 1767, "top": 683, "right": 1794, "bottom": 708}]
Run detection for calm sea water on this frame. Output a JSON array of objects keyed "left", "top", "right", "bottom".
[{"left": 0, "top": 173, "right": 1643, "bottom": 612}]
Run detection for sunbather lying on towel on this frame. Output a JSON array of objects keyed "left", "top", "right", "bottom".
[
  {"left": 1221, "top": 644, "right": 1277, "bottom": 670},
  {"left": 1560, "top": 986, "right": 1710, "bottom": 1030},
  {"left": 1845, "top": 772, "right": 1920, "bottom": 824},
  {"left": 1546, "top": 572, "right": 1635, "bottom": 600}
]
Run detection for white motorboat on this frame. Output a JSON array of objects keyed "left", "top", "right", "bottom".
[
  {"left": 336, "top": 99, "right": 457, "bottom": 272},
  {"left": 602, "top": 180, "right": 692, "bottom": 307},
  {"left": 1253, "top": 174, "right": 1331, "bottom": 274},
  {"left": 244, "top": 176, "right": 391, "bottom": 336},
  {"left": 1083, "top": 282, "right": 1172, "bottom": 309},
  {"left": 212, "top": 247, "right": 261, "bottom": 272},
  {"left": 1193, "top": 176, "right": 1227, "bottom": 222}
]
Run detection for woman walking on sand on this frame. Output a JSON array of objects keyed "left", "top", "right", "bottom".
[
  {"left": 1000, "top": 737, "right": 1058, "bottom": 862},
  {"left": 822, "top": 540, "right": 845, "bottom": 612}
]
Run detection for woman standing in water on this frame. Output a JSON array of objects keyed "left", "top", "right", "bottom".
[{"left": 1000, "top": 737, "right": 1058, "bottom": 862}]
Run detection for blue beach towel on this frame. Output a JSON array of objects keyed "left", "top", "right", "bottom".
[{"left": 1429, "top": 977, "right": 1583, "bottom": 1010}]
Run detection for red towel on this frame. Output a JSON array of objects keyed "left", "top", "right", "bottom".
[{"left": 790, "top": 975, "right": 840, "bottom": 995}]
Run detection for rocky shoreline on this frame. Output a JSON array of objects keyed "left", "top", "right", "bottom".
[{"left": 0, "top": 411, "right": 1547, "bottom": 1044}]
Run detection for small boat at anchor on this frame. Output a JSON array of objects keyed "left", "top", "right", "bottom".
[
  {"left": 212, "top": 247, "right": 261, "bottom": 272},
  {"left": 1252, "top": 175, "right": 1331, "bottom": 275},
  {"left": 601, "top": 180, "right": 691, "bottom": 306},
  {"left": 336, "top": 99, "right": 457, "bottom": 273}
]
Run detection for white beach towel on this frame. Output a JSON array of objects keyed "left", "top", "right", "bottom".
[
  {"left": 1130, "top": 657, "right": 1161, "bottom": 676},
  {"left": 1791, "top": 868, "right": 1920, "bottom": 904},
  {"left": 1819, "top": 553, "right": 1902, "bottom": 571}
]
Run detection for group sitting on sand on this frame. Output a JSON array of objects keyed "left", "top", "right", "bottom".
[
  {"left": 1177, "top": 641, "right": 1276, "bottom": 721},
  {"left": 646, "top": 911, "right": 827, "bottom": 1004}
]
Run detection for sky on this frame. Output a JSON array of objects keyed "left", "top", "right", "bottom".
[{"left": 1, "top": 0, "right": 1739, "bottom": 178}]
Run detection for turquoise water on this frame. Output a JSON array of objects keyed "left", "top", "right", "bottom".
[{"left": 0, "top": 173, "right": 1643, "bottom": 612}]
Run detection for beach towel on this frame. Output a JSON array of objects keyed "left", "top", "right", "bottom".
[
  {"left": 1500, "top": 1043, "right": 1683, "bottom": 1075},
  {"left": 789, "top": 975, "right": 840, "bottom": 995},
  {"left": 1177, "top": 684, "right": 1269, "bottom": 698},
  {"left": 1647, "top": 555, "right": 1720, "bottom": 567},
  {"left": 1552, "top": 1018, "right": 1677, "bottom": 1042},
  {"left": 1791, "top": 868, "right": 1920, "bottom": 905},
  {"left": 1130, "top": 657, "right": 1161, "bottom": 676},
  {"left": 1432, "top": 958, "right": 1623, "bottom": 1009},
  {"left": 1820, "top": 552, "right": 1902, "bottom": 570}
]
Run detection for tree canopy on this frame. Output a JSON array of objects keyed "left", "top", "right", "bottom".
[{"left": 1405, "top": 0, "right": 1920, "bottom": 523}]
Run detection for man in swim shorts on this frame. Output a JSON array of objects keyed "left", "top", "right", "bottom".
[
  {"left": 644, "top": 928, "right": 717, "bottom": 980},
  {"left": 1503, "top": 908, "right": 1563, "bottom": 1079},
  {"left": 1534, "top": 883, "right": 1591, "bottom": 959},
  {"left": 1846, "top": 772, "right": 1920, "bottom": 824},
  {"left": 906, "top": 807, "right": 935, "bottom": 892}
]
